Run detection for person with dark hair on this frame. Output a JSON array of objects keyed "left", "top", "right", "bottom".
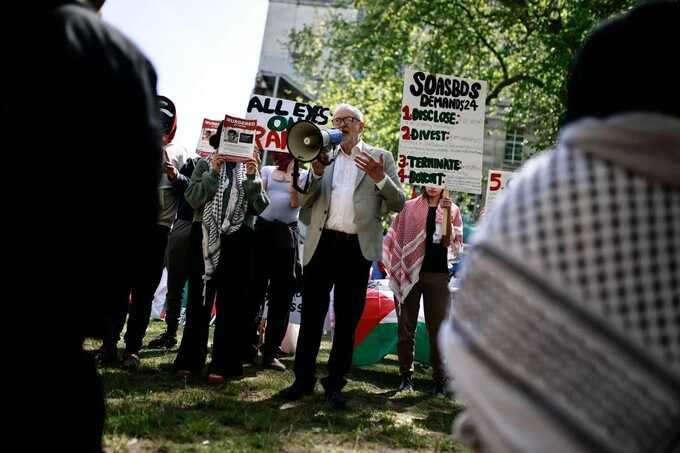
[
  {"left": 13, "top": 0, "right": 162, "bottom": 450},
  {"left": 247, "top": 151, "right": 307, "bottom": 371},
  {"left": 439, "top": 3, "right": 680, "bottom": 452},
  {"left": 172, "top": 123, "right": 268, "bottom": 383},
  {"left": 383, "top": 186, "right": 463, "bottom": 396},
  {"left": 96, "top": 95, "right": 188, "bottom": 370}
]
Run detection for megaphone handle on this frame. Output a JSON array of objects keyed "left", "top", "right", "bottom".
[{"left": 291, "top": 159, "right": 309, "bottom": 194}]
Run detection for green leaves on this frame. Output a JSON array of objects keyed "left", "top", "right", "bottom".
[{"left": 288, "top": 0, "right": 636, "bottom": 154}]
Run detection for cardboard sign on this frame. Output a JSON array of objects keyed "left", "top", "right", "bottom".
[
  {"left": 246, "top": 95, "right": 330, "bottom": 153},
  {"left": 398, "top": 69, "right": 487, "bottom": 194}
]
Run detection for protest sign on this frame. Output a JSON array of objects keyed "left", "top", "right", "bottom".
[
  {"left": 484, "top": 169, "right": 515, "bottom": 210},
  {"left": 398, "top": 69, "right": 487, "bottom": 194},
  {"left": 246, "top": 95, "right": 330, "bottom": 153},
  {"left": 196, "top": 118, "right": 221, "bottom": 157},
  {"left": 217, "top": 114, "right": 257, "bottom": 161}
]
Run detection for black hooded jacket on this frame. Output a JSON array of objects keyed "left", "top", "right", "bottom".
[{"left": 11, "top": 1, "right": 163, "bottom": 341}]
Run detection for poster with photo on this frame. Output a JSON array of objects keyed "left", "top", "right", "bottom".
[
  {"left": 196, "top": 118, "right": 221, "bottom": 157},
  {"left": 397, "top": 69, "right": 487, "bottom": 194},
  {"left": 217, "top": 115, "right": 257, "bottom": 161}
]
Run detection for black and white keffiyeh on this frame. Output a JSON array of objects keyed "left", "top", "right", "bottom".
[
  {"left": 202, "top": 161, "right": 246, "bottom": 282},
  {"left": 440, "top": 113, "right": 680, "bottom": 453}
]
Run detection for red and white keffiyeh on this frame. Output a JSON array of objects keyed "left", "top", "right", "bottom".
[{"left": 383, "top": 195, "right": 462, "bottom": 309}]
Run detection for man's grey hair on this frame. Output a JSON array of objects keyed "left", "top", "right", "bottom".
[{"left": 334, "top": 103, "right": 364, "bottom": 122}]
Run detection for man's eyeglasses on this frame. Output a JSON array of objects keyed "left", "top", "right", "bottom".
[{"left": 331, "top": 116, "right": 359, "bottom": 127}]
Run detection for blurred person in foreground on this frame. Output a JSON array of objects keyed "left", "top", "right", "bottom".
[
  {"left": 14, "top": 0, "right": 162, "bottom": 451},
  {"left": 439, "top": 3, "right": 680, "bottom": 453}
]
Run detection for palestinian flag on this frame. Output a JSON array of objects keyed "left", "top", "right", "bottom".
[{"left": 352, "top": 283, "right": 431, "bottom": 366}]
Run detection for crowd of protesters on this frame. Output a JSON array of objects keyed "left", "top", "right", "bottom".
[{"left": 28, "top": 1, "right": 679, "bottom": 452}]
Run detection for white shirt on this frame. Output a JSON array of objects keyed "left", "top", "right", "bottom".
[{"left": 323, "top": 141, "right": 387, "bottom": 234}]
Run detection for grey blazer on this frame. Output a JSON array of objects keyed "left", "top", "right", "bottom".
[{"left": 299, "top": 143, "right": 406, "bottom": 265}]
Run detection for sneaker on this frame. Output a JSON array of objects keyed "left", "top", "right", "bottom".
[
  {"left": 207, "top": 374, "right": 225, "bottom": 385},
  {"left": 432, "top": 382, "right": 448, "bottom": 398},
  {"left": 263, "top": 356, "right": 286, "bottom": 372},
  {"left": 121, "top": 353, "right": 140, "bottom": 371},
  {"left": 147, "top": 333, "right": 177, "bottom": 349},
  {"left": 398, "top": 376, "right": 414, "bottom": 392},
  {"left": 279, "top": 382, "right": 314, "bottom": 401}
]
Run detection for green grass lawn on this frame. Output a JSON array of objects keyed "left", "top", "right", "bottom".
[{"left": 88, "top": 321, "right": 469, "bottom": 452}]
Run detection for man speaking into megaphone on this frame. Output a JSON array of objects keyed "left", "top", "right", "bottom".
[{"left": 281, "top": 104, "right": 405, "bottom": 409}]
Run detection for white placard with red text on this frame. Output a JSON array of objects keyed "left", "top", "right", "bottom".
[{"left": 484, "top": 169, "right": 515, "bottom": 210}]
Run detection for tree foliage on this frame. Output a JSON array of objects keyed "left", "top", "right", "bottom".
[{"left": 289, "top": 0, "right": 638, "bottom": 156}]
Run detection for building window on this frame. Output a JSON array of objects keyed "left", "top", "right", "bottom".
[{"left": 504, "top": 129, "right": 524, "bottom": 164}]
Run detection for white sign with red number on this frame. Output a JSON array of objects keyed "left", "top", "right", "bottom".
[
  {"left": 397, "top": 69, "right": 487, "bottom": 194},
  {"left": 484, "top": 169, "right": 515, "bottom": 210}
]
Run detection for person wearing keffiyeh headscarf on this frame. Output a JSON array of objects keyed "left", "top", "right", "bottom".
[
  {"left": 439, "top": 3, "right": 680, "bottom": 453},
  {"left": 172, "top": 121, "right": 268, "bottom": 383},
  {"left": 383, "top": 186, "right": 463, "bottom": 396}
]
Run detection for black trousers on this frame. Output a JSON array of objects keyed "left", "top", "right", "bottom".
[
  {"left": 209, "top": 227, "right": 256, "bottom": 376},
  {"left": 248, "top": 218, "right": 298, "bottom": 358},
  {"left": 164, "top": 219, "right": 192, "bottom": 336},
  {"left": 173, "top": 222, "right": 210, "bottom": 373},
  {"left": 104, "top": 223, "right": 169, "bottom": 354},
  {"left": 174, "top": 225, "right": 255, "bottom": 376},
  {"left": 293, "top": 229, "right": 371, "bottom": 392}
]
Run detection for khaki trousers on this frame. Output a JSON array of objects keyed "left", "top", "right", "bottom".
[{"left": 397, "top": 272, "right": 450, "bottom": 384}]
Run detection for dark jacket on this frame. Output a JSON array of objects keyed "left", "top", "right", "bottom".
[
  {"left": 15, "top": 1, "right": 163, "bottom": 340},
  {"left": 172, "top": 157, "right": 199, "bottom": 222}
]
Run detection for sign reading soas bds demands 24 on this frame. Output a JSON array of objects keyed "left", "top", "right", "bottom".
[
  {"left": 246, "top": 95, "right": 330, "bottom": 154},
  {"left": 398, "top": 69, "right": 487, "bottom": 194}
]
